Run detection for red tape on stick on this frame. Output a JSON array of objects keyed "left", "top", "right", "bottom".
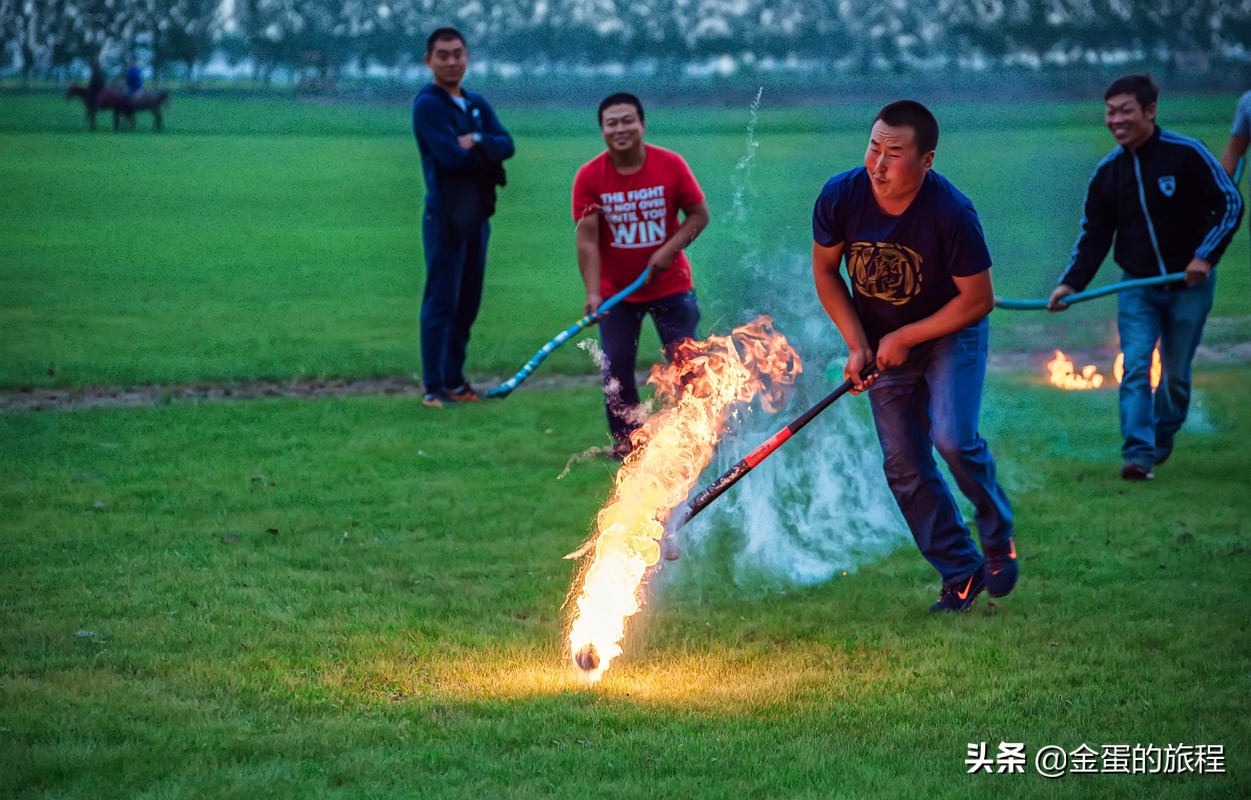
[{"left": 744, "top": 429, "right": 792, "bottom": 468}]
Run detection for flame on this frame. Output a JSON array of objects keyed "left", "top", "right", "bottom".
[
  {"left": 1046, "top": 349, "right": 1105, "bottom": 390},
  {"left": 566, "top": 317, "right": 801, "bottom": 683},
  {"left": 1113, "top": 348, "right": 1162, "bottom": 389}
]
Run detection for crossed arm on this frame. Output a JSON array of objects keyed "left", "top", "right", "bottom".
[{"left": 413, "top": 96, "right": 514, "bottom": 172}]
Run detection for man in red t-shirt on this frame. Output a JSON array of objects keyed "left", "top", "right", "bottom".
[{"left": 572, "top": 93, "right": 710, "bottom": 457}]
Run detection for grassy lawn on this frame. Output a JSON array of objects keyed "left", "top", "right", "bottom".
[
  {"left": 1, "top": 371, "right": 1249, "bottom": 798},
  {"left": 2, "top": 90, "right": 1249, "bottom": 797},
  {"left": 1, "top": 92, "right": 1247, "bottom": 388}
]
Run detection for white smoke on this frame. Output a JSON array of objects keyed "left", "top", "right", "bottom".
[
  {"left": 673, "top": 250, "right": 906, "bottom": 591},
  {"left": 577, "top": 338, "right": 652, "bottom": 429},
  {"left": 669, "top": 89, "right": 906, "bottom": 592}
]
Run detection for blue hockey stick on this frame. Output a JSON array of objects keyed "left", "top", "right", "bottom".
[
  {"left": 484, "top": 267, "right": 652, "bottom": 399},
  {"left": 994, "top": 272, "right": 1186, "bottom": 311}
]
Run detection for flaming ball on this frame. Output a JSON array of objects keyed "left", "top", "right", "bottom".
[{"left": 574, "top": 643, "right": 600, "bottom": 672}]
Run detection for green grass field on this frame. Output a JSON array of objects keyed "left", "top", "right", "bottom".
[
  {"left": 1, "top": 92, "right": 1247, "bottom": 387},
  {"left": 2, "top": 91, "right": 1250, "bottom": 798},
  {"left": 2, "top": 377, "right": 1249, "bottom": 798}
]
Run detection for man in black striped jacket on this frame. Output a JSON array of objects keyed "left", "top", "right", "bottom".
[{"left": 1048, "top": 74, "right": 1243, "bottom": 481}]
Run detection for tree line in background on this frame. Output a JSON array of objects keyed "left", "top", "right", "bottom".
[{"left": 4, "top": 0, "right": 1250, "bottom": 84}]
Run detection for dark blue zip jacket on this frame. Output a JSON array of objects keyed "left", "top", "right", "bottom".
[
  {"left": 1059, "top": 126, "right": 1243, "bottom": 290},
  {"left": 411, "top": 83, "right": 514, "bottom": 222}
]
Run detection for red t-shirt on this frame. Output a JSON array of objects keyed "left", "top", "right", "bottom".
[{"left": 571, "top": 144, "right": 705, "bottom": 303}]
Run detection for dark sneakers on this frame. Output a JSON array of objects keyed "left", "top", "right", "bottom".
[
  {"left": 929, "top": 566, "right": 987, "bottom": 613},
  {"left": 1121, "top": 462, "right": 1155, "bottom": 480},
  {"left": 424, "top": 384, "right": 480, "bottom": 408},
  {"left": 985, "top": 538, "right": 1018, "bottom": 598}
]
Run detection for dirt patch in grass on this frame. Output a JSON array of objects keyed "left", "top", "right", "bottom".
[
  {"left": 0, "top": 374, "right": 600, "bottom": 413},
  {"left": 4, "top": 341, "right": 1249, "bottom": 413}
]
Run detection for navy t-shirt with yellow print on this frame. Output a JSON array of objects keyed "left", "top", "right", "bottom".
[{"left": 812, "top": 167, "right": 993, "bottom": 346}]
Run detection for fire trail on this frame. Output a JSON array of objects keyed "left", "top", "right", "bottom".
[{"left": 565, "top": 317, "right": 800, "bottom": 682}]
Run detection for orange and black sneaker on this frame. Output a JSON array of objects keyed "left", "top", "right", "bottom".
[
  {"left": 422, "top": 391, "right": 453, "bottom": 409},
  {"left": 448, "top": 383, "right": 481, "bottom": 403},
  {"left": 929, "top": 566, "right": 987, "bottom": 613},
  {"left": 986, "top": 537, "right": 1018, "bottom": 598}
]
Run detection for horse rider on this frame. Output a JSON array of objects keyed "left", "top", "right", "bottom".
[{"left": 125, "top": 60, "right": 143, "bottom": 96}]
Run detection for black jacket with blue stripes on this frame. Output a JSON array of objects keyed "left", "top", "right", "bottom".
[{"left": 1059, "top": 126, "right": 1243, "bottom": 291}]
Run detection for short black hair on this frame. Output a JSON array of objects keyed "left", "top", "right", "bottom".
[
  {"left": 1104, "top": 74, "right": 1159, "bottom": 111},
  {"left": 426, "top": 27, "right": 465, "bottom": 55},
  {"left": 598, "top": 93, "right": 645, "bottom": 127},
  {"left": 874, "top": 100, "right": 939, "bottom": 155}
]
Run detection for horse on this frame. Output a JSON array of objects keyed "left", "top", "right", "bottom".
[
  {"left": 66, "top": 85, "right": 171, "bottom": 132},
  {"left": 66, "top": 85, "right": 104, "bottom": 130}
]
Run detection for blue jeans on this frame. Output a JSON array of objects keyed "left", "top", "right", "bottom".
[
  {"left": 1116, "top": 272, "right": 1216, "bottom": 468},
  {"left": 867, "top": 318, "right": 1014, "bottom": 585},
  {"left": 420, "top": 214, "right": 488, "bottom": 394},
  {"left": 598, "top": 290, "right": 700, "bottom": 447}
]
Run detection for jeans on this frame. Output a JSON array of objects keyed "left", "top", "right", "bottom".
[
  {"left": 1116, "top": 271, "right": 1216, "bottom": 468},
  {"left": 420, "top": 213, "right": 488, "bottom": 394},
  {"left": 867, "top": 318, "right": 1014, "bottom": 585},
  {"left": 598, "top": 290, "right": 700, "bottom": 447}
]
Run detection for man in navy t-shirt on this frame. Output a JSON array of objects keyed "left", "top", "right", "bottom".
[{"left": 811, "top": 100, "right": 1016, "bottom": 612}]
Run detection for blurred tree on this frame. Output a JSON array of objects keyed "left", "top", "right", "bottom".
[
  {"left": 948, "top": 0, "right": 1051, "bottom": 69},
  {"left": 364, "top": 0, "right": 427, "bottom": 82},
  {"left": 217, "top": 30, "right": 250, "bottom": 69},
  {"left": 4, "top": 0, "right": 1248, "bottom": 85},
  {"left": 24, "top": 0, "right": 83, "bottom": 77},
  {"left": 0, "top": 0, "right": 18, "bottom": 76},
  {"left": 236, "top": 0, "right": 307, "bottom": 83},
  {"left": 153, "top": 0, "right": 218, "bottom": 79}
]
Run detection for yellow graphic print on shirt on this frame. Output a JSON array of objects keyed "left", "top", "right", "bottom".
[{"left": 847, "top": 241, "right": 924, "bottom": 306}]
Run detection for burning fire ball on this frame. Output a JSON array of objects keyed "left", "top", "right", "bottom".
[{"left": 574, "top": 644, "right": 600, "bottom": 672}]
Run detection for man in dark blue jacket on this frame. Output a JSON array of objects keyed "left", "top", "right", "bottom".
[
  {"left": 412, "top": 27, "right": 515, "bottom": 408},
  {"left": 1049, "top": 75, "right": 1243, "bottom": 480}
]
